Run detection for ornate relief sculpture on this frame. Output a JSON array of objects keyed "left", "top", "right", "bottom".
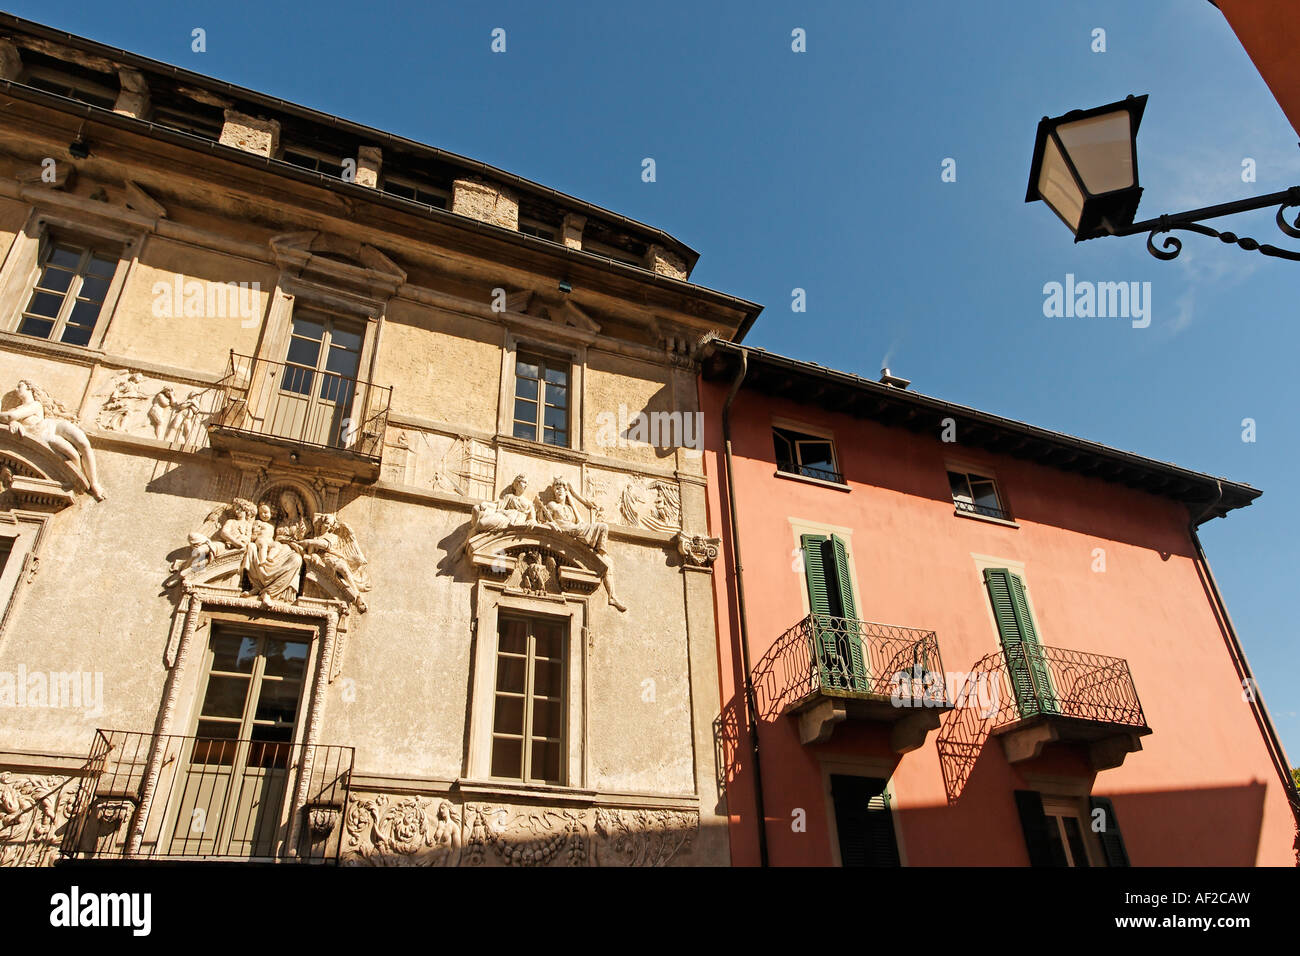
[
  {"left": 182, "top": 497, "right": 257, "bottom": 571},
  {"left": 540, "top": 476, "right": 624, "bottom": 612},
  {"left": 517, "top": 550, "right": 557, "bottom": 596},
  {"left": 0, "top": 380, "right": 105, "bottom": 500},
  {"left": 676, "top": 532, "right": 722, "bottom": 569},
  {"left": 295, "top": 513, "right": 371, "bottom": 613},
  {"left": 240, "top": 503, "right": 304, "bottom": 605},
  {"left": 147, "top": 386, "right": 176, "bottom": 439},
  {"left": 0, "top": 772, "right": 78, "bottom": 867},
  {"left": 175, "top": 493, "right": 371, "bottom": 613},
  {"left": 470, "top": 473, "right": 538, "bottom": 534},
  {"left": 96, "top": 372, "right": 147, "bottom": 430}
]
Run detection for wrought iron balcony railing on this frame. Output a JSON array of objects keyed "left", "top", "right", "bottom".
[
  {"left": 982, "top": 644, "right": 1147, "bottom": 730},
  {"left": 61, "top": 730, "right": 353, "bottom": 863},
  {"left": 936, "top": 644, "right": 1148, "bottom": 803},
  {"left": 208, "top": 351, "right": 391, "bottom": 461},
  {"left": 753, "top": 613, "right": 947, "bottom": 718},
  {"left": 953, "top": 498, "right": 1011, "bottom": 521},
  {"left": 776, "top": 460, "right": 846, "bottom": 484}
]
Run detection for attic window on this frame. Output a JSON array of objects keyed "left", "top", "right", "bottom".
[
  {"left": 283, "top": 148, "right": 347, "bottom": 180},
  {"left": 519, "top": 218, "right": 557, "bottom": 242},
  {"left": 22, "top": 67, "right": 117, "bottom": 110},
  {"left": 382, "top": 176, "right": 449, "bottom": 209}
]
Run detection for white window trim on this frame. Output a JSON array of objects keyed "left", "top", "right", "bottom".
[{"left": 1042, "top": 794, "right": 1103, "bottom": 867}]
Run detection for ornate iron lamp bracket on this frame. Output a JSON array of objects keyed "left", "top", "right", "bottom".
[{"left": 1114, "top": 186, "right": 1300, "bottom": 262}]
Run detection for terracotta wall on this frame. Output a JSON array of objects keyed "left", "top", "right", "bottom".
[{"left": 702, "top": 378, "right": 1295, "bottom": 866}]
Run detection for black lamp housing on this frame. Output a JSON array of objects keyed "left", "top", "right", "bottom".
[{"left": 1026, "top": 94, "right": 1147, "bottom": 242}]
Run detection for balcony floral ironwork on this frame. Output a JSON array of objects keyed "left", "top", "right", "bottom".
[
  {"left": 936, "top": 645, "right": 1149, "bottom": 804},
  {"left": 753, "top": 614, "right": 949, "bottom": 752},
  {"left": 60, "top": 730, "right": 353, "bottom": 863},
  {"left": 207, "top": 351, "right": 391, "bottom": 467}
]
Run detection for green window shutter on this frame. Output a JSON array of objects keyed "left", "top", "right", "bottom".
[
  {"left": 801, "top": 534, "right": 841, "bottom": 688},
  {"left": 828, "top": 535, "right": 867, "bottom": 690},
  {"left": 801, "top": 533, "right": 834, "bottom": 616},
  {"left": 831, "top": 775, "right": 901, "bottom": 867},
  {"left": 1013, "top": 790, "right": 1068, "bottom": 867},
  {"left": 985, "top": 569, "right": 1038, "bottom": 715},
  {"left": 1088, "top": 796, "right": 1130, "bottom": 867},
  {"left": 1006, "top": 572, "right": 1058, "bottom": 713}
]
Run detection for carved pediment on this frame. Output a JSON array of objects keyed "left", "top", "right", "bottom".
[
  {"left": 465, "top": 529, "right": 604, "bottom": 597},
  {"left": 0, "top": 439, "right": 82, "bottom": 511}
]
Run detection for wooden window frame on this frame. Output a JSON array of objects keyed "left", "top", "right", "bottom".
[
  {"left": 15, "top": 239, "right": 120, "bottom": 347},
  {"left": 488, "top": 614, "right": 568, "bottom": 785},
  {"left": 946, "top": 465, "right": 1013, "bottom": 523},
  {"left": 773, "top": 420, "right": 844, "bottom": 486},
  {"left": 509, "top": 347, "right": 572, "bottom": 449}
]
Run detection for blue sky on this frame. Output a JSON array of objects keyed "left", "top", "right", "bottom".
[{"left": 13, "top": 0, "right": 1298, "bottom": 754}]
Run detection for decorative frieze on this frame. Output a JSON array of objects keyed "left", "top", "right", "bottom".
[
  {"left": 0, "top": 772, "right": 78, "bottom": 867},
  {"left": 340, "top": 793, "right": 698, "bottom": 867}
]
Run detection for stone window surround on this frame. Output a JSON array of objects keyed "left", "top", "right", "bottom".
[
  {"left": 255, "top": 277, "right": 384, "bottom": 391},
  {"left": 0, "top": 510, "right": 49, "bottom": 648},
  {"left": 0, "top": 209, "right": 141, "bottom": 352},
  {"left": 817, "top": 755, "right": 907, "bottom": 867},
  {"left": 141, "top": 587, "right": 344, "bottom": 857},
  {"left": 465, "top": 581, "right": 587, "bottom": 789},
  {"left": 496, "top": 330, "right": 585, "bottom": 453}
]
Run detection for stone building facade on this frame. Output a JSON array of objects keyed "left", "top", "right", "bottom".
[{"left": 0, "top": 14, "right": 760, "bottom": 866}]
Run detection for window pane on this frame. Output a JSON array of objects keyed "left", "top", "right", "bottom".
[
  {"left": 262, "top": 640, "right": 308, "bottom": 679},
  {"left": 545, "top": 382, "right": 566, "bottom": 408},
  {"left": 513, "top": 420, "right": 537, "bottom": 442},
  {"left": 18, "top": 317, "right": 54, "bottom": 339},
  {"left": 25, "top": 291, "right": 64, "bottom": 318},
  {"left": 86, "top": 255, "right": 118, "bottom": 278},
  {"left": 253, "top": 680, "right": 301, "bottom": 725},
  {"left": 543, "top": 366, "right": 567, "bottom": 386},
  {"left": 971, "top": 481, "right": 1001, "bottom": 511},
  {"left": 530, "top": 739, "right": 561, "bottom": 782},
  {"left": 285, "top": 336, "right": 322, "bottom": 369},
  {"left": 37, "top": 265, "right": 75, "bottom": 293},
  {"left": 1062, "top": 816, "right": 1091, "bottom": 867},
  {"left": 47, "top": 245, "right": 81, "bottom": 269},
  {"left": 542, "top": 428, "right": 566, "bottom": 447},
  {"left": 491, "top": 737, "right": 523, "bottom": 779},
  {"left": 77, "top": 275, "right": 111, "bottom": 302},
  {"left": 192, "top": 725, "right": 239, "bottom": 765},
  {"left": 532, "top": 697, "right": 563, "bottom": 737},
  {"left": 534, "top": 659, "right": 563, "bottom": 697},
  {"left": 59, "top": 322, "right": 93, "bottom": 348},
  {"left": 796, "top": 440, "right": 835, "bottom": 473},
  {"left": 516, "top": 357, "right": 539, "bottom": 379},
  {"left": 290, "top": 316, "right": 325, "bottom": 342},
  {"left": 533, "top": 622, "right": 563, "bottom": 659},
  {"left": 330, "top": 325, "right": 363, "bottom": 354},
  {"left": 948, "top": 471, "right": 972, "bottom": 501},
  {"left": 515, "top": 376, "right": 538, "bottom": 400},
  {"left": 513, "top": 398, "right": 537, "bottom": 425},
  {"left": 493, "top": 695, "right": 525, "bottom": 735},
  {"left": 1045, "top": 815, "right": 1069, "bottom": 867},
  {"left": 210, "top": 634, "right": 258, "bottom": 673},
  {"left": 499, "top": 619, "right": 528, "bottom": 655},
  {"left": 199, "top": 675, "right": 250, "bottom": 719},
  {"left": 773, "top": 430, "right": 793, "bottom": 465},
  {"left": 65, "top": 299, "right": 103, "bottom": 330},
  {"left": 544, "top": 405, "right": 567, "bottom": 430},
  {"left": 496, "top": 656, "right": 526, "bottom": 694}
]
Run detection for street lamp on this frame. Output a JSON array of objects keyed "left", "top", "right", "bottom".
[{"left": 1026, "top": 94, "right": 1300, "bottom": 261}]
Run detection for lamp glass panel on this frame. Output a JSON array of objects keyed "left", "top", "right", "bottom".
[
  {"left": 1037, "top": 135, "right": 1084, "bottom": 230},
  {"left": 1056, "top": 111, "right": 1135, "bottom": 194}
]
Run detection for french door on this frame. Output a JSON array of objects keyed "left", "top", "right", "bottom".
[
  {"left": 165, "top": 626, "right": 309, "bottom": 858},
  {"left": 270, "top": 311, "right": 364, "bottom": 448}
]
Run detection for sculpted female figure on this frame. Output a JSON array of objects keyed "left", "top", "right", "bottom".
[
  {"left": 470, "top": 474, "right": 538, "bottom": 534},
  {"left": 0, "top": 380, "right": 105, "bottom": 500},
  {"left": 241, "top": 503, "right": 304, "bottom": 605},
  {"left": 274, "top": 489, "right": 311, "bottom": 543}
]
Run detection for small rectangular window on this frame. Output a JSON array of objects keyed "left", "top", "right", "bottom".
[
  {"left": 490, "top": 616, "right": 566, "bottom": 784},
  {"left": 519, "top": 219, "right": 557, "bottom": 242},
  {"left": 23, "top": 72, "right": 118, "bottom": 110},
  {"left": 774, "top": 426, "right": 842, "bottom": 483},
  {"left": 948, "top": 469, "right": 1009, "bottom": 520},
  {"left": 381, "top": 176, "right": 449, "bottom": 209},
  {"left": 283, "top": 149, "right": 347, "bottom": 179},
  {"left": 18, "top": 241, "right": 119, "bottom": 347},
  {"left": 512, "top": 351, "right": 569, "bottom": 447}
]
